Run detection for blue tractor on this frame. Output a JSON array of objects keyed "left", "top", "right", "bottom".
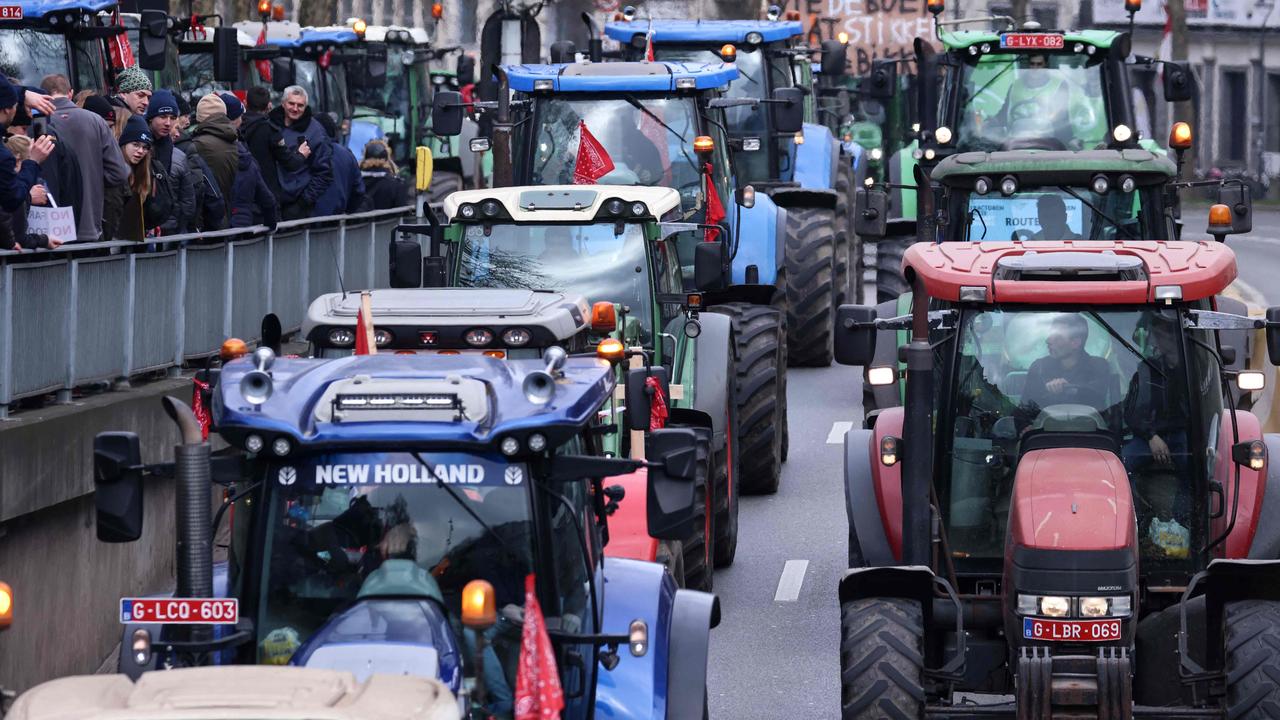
[
  {"left": 430, "top": 59, "right": 794, "bottom": 494},
  {"left": 90, "top": 349, "right": 719, "bottom": 719},
  {"left": 245, "top": 25, "right": 357, "bottom": 131},
  {"left": 606, "top": 18, "right": 855, "bottom": 366}
]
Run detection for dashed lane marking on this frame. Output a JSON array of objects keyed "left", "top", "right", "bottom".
[
  {"left": 774, "top": 559, "right": 809, "bottom": 602},
  {"left": 827, "top": 421, "right": 854, "bottom": 444}
]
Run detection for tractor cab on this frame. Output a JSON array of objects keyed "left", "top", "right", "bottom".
[
  {"left": 91, "top": 352, "right": 717, "bottom": 719},
  {"left": 171, "top": 22, "right": 256, "bottom": 100},
  {"left": 244, "top": 24, "right": 356, "bottom": 128},
  {"left": 835, "top": 239, "right": 1280, "bottom": 717},
  {"left": 0, "top": 1, "right": 132, "bottom": 94},
  {"left": 340, "top": 22, "right": 434, "bottom": 172}
]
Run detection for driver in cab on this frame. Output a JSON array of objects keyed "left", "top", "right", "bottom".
[{"left": 1021, "top": 314, "right": 1116, "bottom": 413}]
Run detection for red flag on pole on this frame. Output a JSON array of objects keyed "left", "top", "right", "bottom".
[
  {"left": 192, "top": 377, "right": 211, "bottom": 440},
  {"left": 108, "top": 9, "right": 136, "bottom": 71},
  {"left": 255, "top": 23, "right": 273, "bottom": 83},
  {"left": 355, "top": 291, "right": 377, "bottom": 355},
  {"left": 645, "top": 376, "right": 668, "bottom": 430},
  {"left": 644, "top": 18, "right": 655, "bottom": 61},
  {"left": 702, "top": 162, "right": 726, "bottom": 242},
  {"left": 514, "top": 574, "right": 564, "bottom": 720},
  {"left": 572, "top": 121, "right": 615, "bottom": 185}
]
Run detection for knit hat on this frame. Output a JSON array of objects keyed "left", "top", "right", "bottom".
[
  {"left": 0, "top": 75, "right": 19, "bottom": 110},
  {"left": 146, "top": 89, "right": 179, "bottom": 120},
  {"left": 176, "top": 94, "right": 192, "bottom": 118},
  {"left": 116, "top": 66, "right": 153, "bottom": 94},
  {"left": 218, "top": 92, "right": 244, "bottom": 121},
  {"left": 119, "top": 115, "right": 153, "bottom": 147},
  {"left": 83, "top": 94, "right": 116, "bottom": 124},
  {"left": 363, "top": 139, "right": 389, "bottom": 160},
  {"left": 195, "top": 93, "right": 227, "bottom": 124}
]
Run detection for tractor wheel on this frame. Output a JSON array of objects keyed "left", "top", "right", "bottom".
[
  {"left": 783, "top": 206, "right": 836, "bottom": 366},
  {"left": 427, "top": 170, "right": 464, "bottom": 204},
  {"left": 835, "top": 161, "right": 862, "bottom": 306},
  {"left": 840, "top": 598, "right": 926, "bottom": 720},
  {"left": 681, "top": 430, "right": 715, "bottom": 593},
  {"left": 1225, "top": 599, "right": 1280, "bottom": 718},
  {"left": 712, "top": 343, "right": 741, "bottom": 568},
  {"left": 656, "top": 539, "right": 686, "bottom": 588},
  {"left": 708, "top": 303, "right": 785, "bottom": 495},
  {"left": 875, "top": 234, "right": 912, "bottom": 304},
  {"left": 779, "top": 337, "right": 789, "bottom": 462}
]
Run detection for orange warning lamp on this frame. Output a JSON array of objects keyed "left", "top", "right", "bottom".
[
  {"left": 720, "top": 43, "right": 737, "bottom": 61},
  {"left": 483, "top": 350, "right": 506, "bottom": 359},
  {"left": 220, "top": 338, "right": 249, "bottom": 362},
  {"left": 352, "top": 18, "right": 367, "bottom": 37},
  {"left": 432, "top": 2, "right": 444, "bottom": 19},
  {"left": 927, "top": 0, "right": 945, "bottom": 15},
  {"left": 271, "top": 3, "right": 284, "bottom": 21},
  {"left": 693, "top": 135, "right": 714, "bottom": 154},
  {"left": 1169, "top": 121, "right": 1193, "bottom": 150},
  {"left": 1125, "top": 0, "right": 1142, "bottom": 12},
  {"left": 596, "top": 338, "right": 626, "bottom": 363},
  {"left": 591, "top": 301, "right": 617, "bottom": 332},
  {"left": 461, "top": 580, "right": 497, "bottom": 629},
  {"left": 257, "top": 0, "right": 270, "bottom": 17},
  {"left": 837, "top": 31, "right": 850, "bottom": 45},
  {"left": 1208, "top": 203, "right": 1233, "bottom": 236},
  {"left": 0, "top": 582, "right": 12, "bottom": 630}
]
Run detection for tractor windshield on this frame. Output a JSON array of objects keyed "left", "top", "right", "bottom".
[
  {"left": 255, "top": 451, "right": 535, "bottom": 664},
  {"left": 960, "top": 185, "right": 1159, "bottom": 241},
  {"left": 0, "top": 29, "right": 70, "bottom": 89},
  {"left": 456, "top": 222, "right": 654, "bottom": 343},
  {"left": 943, "top": 307, "right": 1204, "bottom": 566},
  {"left": 956, "top": 52, "right": 1108, "bottom": 152}
]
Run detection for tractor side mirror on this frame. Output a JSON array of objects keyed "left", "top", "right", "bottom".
[
  {"left": 914, "top": 38, "right": 938, "bottom": 135},
  {"left": 549, "top": 40, "right": 576, "bottom": 63},
  {"left": 693, "top": 241, "right": 726, "bottom": 292},
  {"left": 1217, "top": 183, "right": 1252, "bottom": 235},
  {"left": 854, "top": 188, "right": 888, "bottom": 239},
  {"left": 867, "top": 59, "right": 897, "bottom": 100},
  {"left": 94, "top": 432, "right": 144, "bottom": 543},
  {"left": 432, "top": 90, "right": 465, "bottom": 137},
  {"left": 213, "top": 27, "right": 239, "bottom": 82},
  {"left": 625, "top": 366, "right": 671, "bottom": 432},
  {"left": 457, "top": 55, "right": 476, "bottom": 88},
  {"left": 389, "top": 239, "right": 424, "bottom": 288},
  {"left": 771, "top": 87, "right": 805, "bottom": 135},
  {"left": 834, "top": 305, "right": 877, "bottom": 366},
  {"left": 136, "top": 8, "right": 169, "bottom": 72},
  {"left": 820, "top": 39, "right": 846, "bottom": 77},
  {"left": 271, "top": 57, "right": 295, "bottom": 92},
  {"left": 1267, "top": 307, "right": 1280, "bottom": 365},
  {"left": 646, "top": 428, "right": 700, "bottom": 541},
  {"left": 1163, "top": 61, "right": 1195, "bottom": 103}
]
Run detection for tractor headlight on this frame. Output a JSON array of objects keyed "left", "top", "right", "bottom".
[
  {"left": 869, "top": 147, "right": 883, "bottom": 161},
  {"left": 1080, "top": 596, "right": 1132, "bottom": 618},
  {"left": 501, "top": 327, "right": 533, "bottom": 346},
  {"left": 1017, "top": 594, "right": 1071, "bottom": 617},
  {"left": 374, "top": 329, "right": 393, "bottom": 347},
  {"left": 465, "top": 328, "right": 495, "bottom": 347},
  {"left": 328, "top": 328, "right": 355, "bottom": 347}
]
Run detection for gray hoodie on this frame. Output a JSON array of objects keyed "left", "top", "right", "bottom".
[{"left": 46, "top": 96, "right": 130, "bottom": 242}]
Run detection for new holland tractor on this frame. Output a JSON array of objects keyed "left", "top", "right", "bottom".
[
  {"left": 384, "top": 186, "right": 780, "bottom": 591},
  {"left": 91, "top": 348, "right": 719, "bottom": 719},
  {"left": 430, "top": 62, "right": 793, "bottom": 496},
  {"left": 832, "top": 200, "right": 1280, "bottom": 715},
  {"left": 606, "top": 17, "right": 855, "bottom": 362},
  {"left": 870, "top": 0, "right": 1197, "bottom": 302}
]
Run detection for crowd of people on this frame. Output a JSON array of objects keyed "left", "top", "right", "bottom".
[{"left": 0, "top": 68, "right": 411, "bottom": 251}]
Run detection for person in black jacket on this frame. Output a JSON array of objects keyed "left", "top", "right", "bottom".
[
  {"left": 239, "top": 86, "right": 307, "bottom": 205},
  {"left": 359, "top": 139, "right": 409, "bottom": 210},
  {"left": 0, "top": 76, "right": 51, "bottom": 229},
  {"left": 229, "top": 142, "right": 278, "bottom": 230}
]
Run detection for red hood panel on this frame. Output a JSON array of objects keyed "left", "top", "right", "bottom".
[{"left": 1010, "top": 448, "right": 1135, "bottom": 551}]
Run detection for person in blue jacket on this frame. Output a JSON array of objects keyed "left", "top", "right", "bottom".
[
  {"left": 229, "top": 142, "right": 279, "bottom": 231},
  {"left": 312, "top": 112, "right": 364, "bottom": 216},
  {"left": 0, "top": 75, "right": 53, "bottom": 216}
]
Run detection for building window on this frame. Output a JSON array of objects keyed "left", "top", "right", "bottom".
[
  {"left": 1220, "top": 68, "right": 1248, "bottom": 163},
  {"left": 1268, "top": 73, "right": 1280, "bottom": 153},
  {"left": 989, "top": 4, "right": 1058, "bottom": 27}
]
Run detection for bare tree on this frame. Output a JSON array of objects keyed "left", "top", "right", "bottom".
[
  {"left": 1010, "top": 0, "right": 1030, "bottom": 25},
  {"left": 298, "top": 0, "right": 337, "bottom": 26},
  {"left": 1167, "top": 0, "right": 1194, "bottom": 177}
]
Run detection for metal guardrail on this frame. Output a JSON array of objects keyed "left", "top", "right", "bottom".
[{"left": 0, "top": 206, "right": 410, "bottom": 418}]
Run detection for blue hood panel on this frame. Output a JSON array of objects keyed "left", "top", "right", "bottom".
[
  {"left": 604, "top": 20, "right": 802, "bottom": 44},
  {"left": 505, "top": 61, "right": 736, "bottom": 92}
]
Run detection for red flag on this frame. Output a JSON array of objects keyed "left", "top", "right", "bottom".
[
  {"left": 255, "top": 24, "right": 272, "bottom": 83},
  {"left": 108, "top": 10, "right": 136, "bottom": 71},
  {"left": 572, "top": 120, "right": 615, "bottom": 185},
  {"left": 192, "top": 377, "right": 211, "bottom": 440},
  {"left": 355, "top": 291, "right": 377, "bottom": 355},
  {"left": 645, "top": 29, "right": 655, "bottom": 61},
  {"left": 702, "top": 162, "right": 725, "bottom": 242},
  {"left": 646, "top": 376, "right": 668, "bottom": 430},
  {"left": 514, "top": 574, "right": 564, "bottom": 720}
]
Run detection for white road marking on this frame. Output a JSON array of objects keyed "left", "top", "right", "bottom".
[
  {"left": 774, "top": 559, "right": 809, "bottom": 602},
  {"left": 827, "top": 421, "right": 854, "bottom": 444}
]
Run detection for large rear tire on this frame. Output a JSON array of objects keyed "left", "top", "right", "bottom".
[
  {"left": 708, "top": 303, "right": 785, "bottom": 495},
  {"left": 427, "top": 170, "right": 464, "bottom": 204},
  {"left": 712, "top": 339, "right": 740, "bottom": 568},
  {"left": 835, "top": 161, "right": 862, "bottom": 306},
  {"left": 840, "top": 598, "right": 926, "bottom": 720},
  {"left": 681, "top": 430, "right": 715, "bottom": 593},
  {"left": 875, "top": 234, "right": 912, "bottom": 304},
  {"left": 783, "top": 206, "right": 836, "bottom": 367},
  {"left": 1225, "top": 599, "right": 1280, "bottom": 718}
]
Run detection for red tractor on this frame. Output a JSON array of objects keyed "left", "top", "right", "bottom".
[{"left": 835, "top": 230, "right": 1280, "bottom": 717}]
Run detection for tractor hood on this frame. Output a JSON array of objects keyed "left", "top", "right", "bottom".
[{"left": 1009, "top": 447, "right": 1136, "bottom": 552}]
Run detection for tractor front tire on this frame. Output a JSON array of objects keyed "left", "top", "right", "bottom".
[
  {"left": 712, "top": 344, "right": 740, "bottom": 568},
  {"left": 680, "top": 430, "right": 715, "bottom": 593},
  {"left": 427, "top": 170, "right": 464, "bottom": 204},
  {"left": 835, "top": 162, "right": 862, "bottom": 306},
  {"left": 708, "top": 303, "right": 785, "bottom": 495},
  {"left": 1225, "top": 599, "right": 1280, "bottom": 718},
  {"left": 875, "top": 234, "right": 912, "bottom": 304},
  {"left": 840, "top": 598, "right": 926, "bottom": 720},
  {"left": 783, "top": 206, "right": 836, "bottom": 366}
]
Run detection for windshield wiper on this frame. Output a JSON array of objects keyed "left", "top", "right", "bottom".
[
  {"left": 623, "top": 93, "right": 686, "bottom": 143},
  {"left": 968, "top": 207, "right": 988, "bottom": 241},
  {"left": 961, "top": 59, "right": 1016, "bottom": 115},
  {"left": 411, "top": 453, "right": 521, "bottom": 563},
  {"left": 1058, "top": 185, "right": 1138, "bottom": 240}
]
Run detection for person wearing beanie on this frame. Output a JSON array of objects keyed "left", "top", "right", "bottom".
[
  {"left": 114, "top": 66, "right": 153, "bottom": 116},
  {"left": 358, "top": 139, "right": 409, "bottom": 211},
  {"left": 191, "top": 93, "right": 238, "bottom": 223},
  {"left": 41, "top": 75, "right": 129, "bottom": 242},
  {"left": 239, "top": 85, "right": 307, "bottom": 205},
  {"left": 146, "top": 89, "right": 195, "bottom": 235},
  {"left": 218, "top": 93, "right": 244, "bottom": 127},
  {"left": 174, "top": 94, "right": 192, "bottom": 137},
  {"left": 268, "top": 85, "right": 332, "bottom": 220},
  {"left": 116, "top": 115, "right": 172, "bottom": 241},
  {"left": 313, "top": 111, "right": 364, "bottom": 217}
]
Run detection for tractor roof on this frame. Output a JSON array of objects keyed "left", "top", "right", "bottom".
[
  {"left": 604, "top": 19, "right": 802, "bottom": 45},
  {"left": 356, "top": 24, "right": 431, "bottom": 44},
  {"left": 215, "top": 354, "right": 614, "bottom": 447},
  {"left": 904, "top": 241, "right": 1236, "bottom": 305},
  {"left": 443, "top": 185, "right": 682, "bottom": 223},
  {"left": 298, "top": 26, "right": 360, "bottom": 46},
  {"left": 232, "top": 19, "right": 301, "bottom": 43},
  {"left": 0, "top": 0, "right": 117, "bottom": 19},
  {"left": 302, "top": 288, "right": 589, "bottom": 342},
  {"left": 932, "top": 149, "right": 1176, "bottom": 186},
  {"left": 8, "top": 666, "right": 457, "bottom": 720},
  {"left": 505, "top": 61, "right": 736, "bottom": 92},
  {"left": 941, "top": 28, "right": 1122, "bottom": 52}
]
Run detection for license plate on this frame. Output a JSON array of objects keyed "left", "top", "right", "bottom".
[
  {"left": 0, "top": 6, "right": 22, "bottom": 19},
  {"left": 120, "top": 598, "right": 239, "bottom": 625},
  {"left": 1000, "top": 33, "right": 1065, "bottom": 50},
  {"left": 1023, "top": 617, "right": 1121, "bottom": 642}
]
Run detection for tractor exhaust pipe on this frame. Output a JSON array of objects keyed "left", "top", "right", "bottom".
[
  {"left": 902, "top": 164, "right": 935, "bottom": 567},
  {"left": 162, "top": 396, "right": 214, "bottom": 647},
  {"left": 491, "top": 65, "right": 514, "bottom": 188},
  {"left": 581, "top": 12, "right": 603, "bottom": 63}
]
